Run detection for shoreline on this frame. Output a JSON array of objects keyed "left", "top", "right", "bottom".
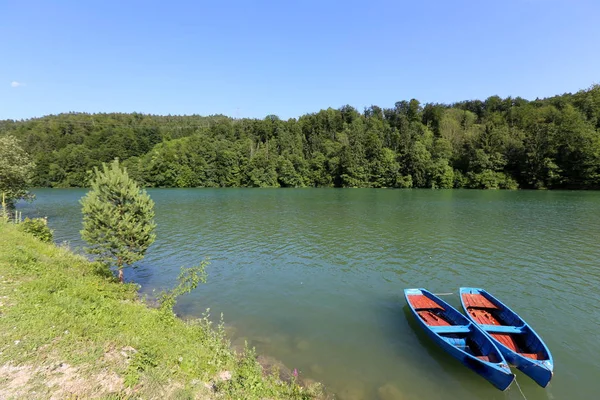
[{"left": 0, "top": 221, "right": 325, "bottom": 399}]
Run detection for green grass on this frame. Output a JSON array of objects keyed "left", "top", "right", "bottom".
[{"left": 0, "top": 222, "right": 323, "bottom": 399}]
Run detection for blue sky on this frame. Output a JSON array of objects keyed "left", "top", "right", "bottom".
[{"left": 1, "top": 0, "right": 599, "bottom": 120}]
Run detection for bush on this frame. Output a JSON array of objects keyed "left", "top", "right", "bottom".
[
  {"left": 453, "top": 169, "right": 468, "bottom": 188},
  {"left": 19, "top": 217, "right": 53, "bottom": 242},
  {"left": 395, "top": 174, "right": 413, "bottom": 188},
  {"left": 467, "top": 170, "right": 519, "bottom": 190}
]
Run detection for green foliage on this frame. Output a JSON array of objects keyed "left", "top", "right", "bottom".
[
  {"left": 215, "top": 343, "right": 321, "bottom": 400},
  {"left": 431, "top": 162, "right": 455, "bottom": 189},
  {"left": 396, "top": 174, "right": 413, "bottom": 188},
  {"left": 0, "top": 222, "right": 321, "bottom": 399},
  {"left": 453, "top": 169, "right": 468, "bottom": 188},
  {"left": 467, "top": 170, "right": 518, "bottom": 190},
  {"left": 3, "top": 85, "right": 600, "bottom": 189},
  {"left": 159, "top": 262, "right": 209, "bottom": 315},
  {"left": 277, "top": 156, "right": 304, "bottom": 187},
  {"left": 247, "top": 146, "right": 278, "bottom": 187},
  {"left": 19, "top": 217, "right": 54, "bottom": 242},
  {"left": 124, "top": 348, "right": 159, "bottom": 386},
  {"left": 80, "top": 159, "right": 156, "bottom": 282},
  {"left": 0, "top": 135, "right": 35, "bottom": 207}
]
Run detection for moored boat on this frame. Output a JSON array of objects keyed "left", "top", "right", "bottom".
[
  {"left": 404, "top": 288, "right": 515, "bottom": 391},
  {"left": 459, "top": 287, "right": 553, "bottom": 388}
]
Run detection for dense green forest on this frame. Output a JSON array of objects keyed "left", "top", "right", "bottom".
[{"left": 2, "top": 85, "right": 600, "bottom": 189}]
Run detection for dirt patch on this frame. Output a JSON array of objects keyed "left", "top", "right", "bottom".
[
  {"left": 0, "top": 364, "right": 34, "bottom": 398},
  {"left": 95, "top": 369, "right": 125, "bottom": 393},
  {"left": 0, "top": 362, "right": 129, "bottom": 399},
  {"left": 46, "top": 363, "right": 87, "bottom": 399}
]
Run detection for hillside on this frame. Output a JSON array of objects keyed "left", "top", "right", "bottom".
[{"left": 2, "top": 86, "right": 600, "bottom": 189}]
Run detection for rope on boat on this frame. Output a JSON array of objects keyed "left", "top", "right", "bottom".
[
  {"left": 433, "top": 292, "right": 454, "bottom": 296},
  {"left": 514, "top": 377, "right": 529, "bottom": 400}
]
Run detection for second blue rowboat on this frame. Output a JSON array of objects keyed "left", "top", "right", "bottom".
[
  {"left": 404, "top": 288, "right": 515, "bottom": 391},
  {"left": 459, "top": 287, "right": 553, "bottom": 388}
]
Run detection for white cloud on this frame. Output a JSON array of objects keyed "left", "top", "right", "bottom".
[{"left": 10, "top": 81, "right": 23, "bottom": 88}]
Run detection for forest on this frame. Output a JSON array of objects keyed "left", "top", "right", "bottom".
[{"left": 2, "top": 85, "right": 600, "bottom": 190}]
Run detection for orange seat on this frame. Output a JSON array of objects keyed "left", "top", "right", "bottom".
[
  {"left": 462, "top": 294, "right": 499, "bottom": 309},
  {"left": 407, "top": 295, "right": 444, "bottom": 310},
  {"left": 417, "top": 310, "right": 451, "bottom": 326},
  {"left": 491, "top": 333, "right": 519, "bottom": 353},
  {"left": 468, "top": 309, "right": 501, "bottom": 326}
]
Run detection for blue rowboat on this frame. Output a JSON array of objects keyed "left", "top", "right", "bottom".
[
  {"left": 404, "top": 288, "right": 515, "bottom": 391},
  {"left": 459, "top": 288, "right": 553, "bottom": 388}
]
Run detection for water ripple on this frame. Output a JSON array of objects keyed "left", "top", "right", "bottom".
[{"left": 21, "top": 188, "right": 600, "bottom": 400}]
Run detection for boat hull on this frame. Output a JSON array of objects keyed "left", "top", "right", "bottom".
[
  {"left": 405, "top": 289, "right": 514, "bottom": 391},
  {"left": 504, "top": 350, "right": 553, "bottom": 388},
  {"left": 459, "top": 288, "right": 554, "bottom": 388}
]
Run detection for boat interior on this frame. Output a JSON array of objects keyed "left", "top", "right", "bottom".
[
  {"left": 407, "top": 294, "right": 500, "bottom": 363},
  {"left": 462, "top": 293, "right": 547, "bottom": 361}
]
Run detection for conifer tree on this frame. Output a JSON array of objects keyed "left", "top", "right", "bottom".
[{"left": 80, "top": 160, "right": 156, "bottom": 282}]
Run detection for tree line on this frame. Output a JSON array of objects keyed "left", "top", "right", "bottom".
[{"left": 2, "top": 85, "right": 600, "bottom": 189}]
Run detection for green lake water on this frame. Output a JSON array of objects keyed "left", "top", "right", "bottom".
[{"left": 20, "top": 189, "right": 600, "bottom": 399}]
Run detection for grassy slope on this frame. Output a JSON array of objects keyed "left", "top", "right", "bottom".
[{"left": 0, "top": 222, "right": 321, "bottom": 399}]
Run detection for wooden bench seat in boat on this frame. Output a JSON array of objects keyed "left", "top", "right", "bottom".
[
  {"left": 462, "top": 293, "right": 499, "bottom": 309},
  {"left": 467, "top": 309, "right": 501, "bottom": 326},
  {"left": 478, "top": 325, "right": 524, "bottom": 334},
  {"left": 429, "top": 325, "right": 471, "bottom": 334},
  {"left": 416, "top": 310, "right": 450, "bottom": 326},
  {"left": 406, "top": 295, "right": 451, "bottom": 327},
  {"left": 406, "top": 295, "right": 444, "bottom": 310}
]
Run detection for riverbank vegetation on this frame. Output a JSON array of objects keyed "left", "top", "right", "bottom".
[
  {"left": 0, "top": 135, "right": 35, "bottom": 207},
  {"left": 1, "top": 85, "right": 600, "bottom": 189},
  {"left": 0, "top": 222, "right": 322, "bottom": 399}
]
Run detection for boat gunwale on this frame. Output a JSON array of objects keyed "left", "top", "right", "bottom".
[
  {"left": 404, "top": 289, "right": 512, "bottom": 370},
  {"left": 458, "top": 287, "right": 554, "bottom": 387}
]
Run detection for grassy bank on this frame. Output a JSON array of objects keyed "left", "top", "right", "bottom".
[{"left": 0, "top": 222, "right": 322, "bottom": 399}]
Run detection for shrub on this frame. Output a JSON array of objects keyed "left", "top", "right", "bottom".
[{"left": 19, "top": 217, "right": 53, "bottom": 242}]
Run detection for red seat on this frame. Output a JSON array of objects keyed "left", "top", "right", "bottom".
[
  {"left": 417, "top": 310, "right": 451, "bottom": 326},
  {"left": 407, "top": 295, "right": 444, "bottom": 310},
  {"left": 462, "top": 294, "right": 499, "bottom": 309}
]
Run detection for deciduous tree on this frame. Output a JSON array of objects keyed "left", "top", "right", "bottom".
[{"left": 0, "top": 135, "right": 35, "bottom": 208}]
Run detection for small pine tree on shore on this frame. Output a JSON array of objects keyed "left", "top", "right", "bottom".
[{"left": 80, "top": 160, "right": 156, "bottom": 282}]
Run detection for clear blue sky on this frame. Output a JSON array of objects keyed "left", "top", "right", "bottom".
[{"left": 2, "top": 0, "right": 599, "bottom": 120}]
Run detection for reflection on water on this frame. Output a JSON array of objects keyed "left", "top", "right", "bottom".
[{"left": 21, "top": 188, "right": 600, "bottom": 399}]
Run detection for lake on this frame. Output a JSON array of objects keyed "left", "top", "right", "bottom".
[{"left": 19, "top": 188, "right": 600, "bottom": 399}]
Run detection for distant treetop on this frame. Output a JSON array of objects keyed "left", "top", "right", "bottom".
[{"left": 2, "top": 85, "right": 600, "bottom": 190}]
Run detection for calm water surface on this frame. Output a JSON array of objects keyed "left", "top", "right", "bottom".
[{"left": 21, "top": 189, "right": 600, "bottom": 399}]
